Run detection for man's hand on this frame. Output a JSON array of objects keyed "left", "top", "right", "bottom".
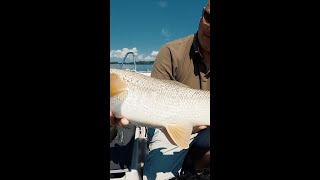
[
  {"left": 110, "top": 111, "right": 129, "bottom": 126},
  {"left": 192, "top": 125, "right": 209, "bottom": 134}
]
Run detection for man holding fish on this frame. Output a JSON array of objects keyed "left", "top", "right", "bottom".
[{"left": 110, "top": 0, "right": 211, "bottom": 179}]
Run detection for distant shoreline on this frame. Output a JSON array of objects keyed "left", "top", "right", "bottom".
[{"left": 110, "top": 61, "right": 154, "bottom": 65}]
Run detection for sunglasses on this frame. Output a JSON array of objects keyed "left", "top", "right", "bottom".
[{"left": 202, "top": 8, "right": 210, "bottom": 24}]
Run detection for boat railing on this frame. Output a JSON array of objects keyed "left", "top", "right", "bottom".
[
  {"left": 119, "top": 52, "right": 137, "bottom": 72},
  {"left": 118, "top": 51, "right": 151, "bottom": 76}
]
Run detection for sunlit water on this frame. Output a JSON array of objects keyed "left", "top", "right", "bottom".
[{"left": 110, "top": 64, "right": 153, "bottom": 72}]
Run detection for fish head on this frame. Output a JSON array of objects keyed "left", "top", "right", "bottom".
[
  {"left": 110, "top": 72, "right": 129, "bottom": 118},
  {"left": 110, "top": 73, "right": 128, "bottom": 97}
]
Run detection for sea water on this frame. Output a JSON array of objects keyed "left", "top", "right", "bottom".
[{"left": 110, "top": 64, "right": 153, "bottom": 72}]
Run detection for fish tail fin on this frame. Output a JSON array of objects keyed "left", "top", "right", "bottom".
[{"left": 164, "top": 123, "right": 193, "bottom": 149}]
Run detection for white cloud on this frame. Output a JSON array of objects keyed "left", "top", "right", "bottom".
[
  {"left": 144, "top": 56, "right": 155, "bottom": 61},
  {"left": 110, "top": 47, "right": 138, "bottom": 59},
  {"left": 157, "top": 1, "right": 167, "bottom": 8},
  {"left": 144, "top": 51, "right": 159, "bottom": 61},
  {"left": 137, "top": 55, "right": 144, "bottom": 60},
  {"left": 161, "top": 28, "right": 170, "bottom": 41},
  {"left": 151, "top": 51, "right": 159, "bottom": 56},
  {"left": 110, "top": 48, "right": 159, "bottom": 61}
]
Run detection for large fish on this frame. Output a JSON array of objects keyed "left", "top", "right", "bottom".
[{"left": 110, "top": 69, "right": 210, "bottom": 149}]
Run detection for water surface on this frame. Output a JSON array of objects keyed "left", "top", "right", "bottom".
[{"left": 110, "top": 64, "right": 153, "bottom": 72}]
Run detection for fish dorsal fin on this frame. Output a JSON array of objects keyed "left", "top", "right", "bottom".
[
  {"left": 164, "top": 123, "right": 193, "bottom": 149},
  {"left": 110, "top": 73, "right": 128, "bottom": 97}
]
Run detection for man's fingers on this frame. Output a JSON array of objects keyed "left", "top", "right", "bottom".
[
  {"left": 110, "top": 111, "right": 115, "bottom": 125},
  {"left": 192, "top": 125, "right": 209, "bottom": 133},
  {"left": 198, "top": 125, "right": 208, "bottom": 130},
  {"left": 110, "top": 111, "right": 129, "bottom": 126},
  {"left": 120, "top": 118, "right": 129, "bottom": 126}
]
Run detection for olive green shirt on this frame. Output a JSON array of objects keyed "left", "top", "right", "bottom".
[{"left": 151, "top": 33, "right": 210, "bottom": 91}]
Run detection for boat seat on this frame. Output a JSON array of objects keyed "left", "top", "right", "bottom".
[{"left": 110, "top": 124, "right": 148, "bottom": 179}]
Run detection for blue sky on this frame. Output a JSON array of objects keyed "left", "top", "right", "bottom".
[{"left": 110, "top": 0, "right": 208, "bottom": 62}]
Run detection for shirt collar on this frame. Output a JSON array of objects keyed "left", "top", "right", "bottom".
[
  {"left": 193, "top": 32, "right": 210, "bottom": 79},
  {"left": 192, "top": 32, "right": 203, "bottom": 58}
]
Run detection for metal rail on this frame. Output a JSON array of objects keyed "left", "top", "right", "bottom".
[{"left": 119, "top": 52, "right": 136, "bottom": 71}]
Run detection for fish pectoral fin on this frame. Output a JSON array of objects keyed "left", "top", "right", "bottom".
[
  {"left": 164, "top": 123, "right": 193, "bottom": 149},
  {"left": 110, "top": 73, "right": 128, "bottom": 97}
]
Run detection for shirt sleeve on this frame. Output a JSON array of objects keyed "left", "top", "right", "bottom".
[{"left": 151, "top": 46, "right": 176, "bottom": 80}]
